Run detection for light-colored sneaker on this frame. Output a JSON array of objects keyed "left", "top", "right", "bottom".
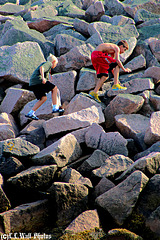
[
  {"left": 89, "top": 91, "right": 101, "bottom": 103},
  {"left": 112, "top": 84, "right": 127, "bottom": 91},
  {"left": 25, "top": 113, "right": 39, "bottom": 120}
]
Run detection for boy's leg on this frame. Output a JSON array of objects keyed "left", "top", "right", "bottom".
[
  {"left": 25, "top": 96, "right": 47, "bottom": 120},
  {"left": 89, "top": 76, "right": 108, "bottom": 102},
  {"left": 51, "top": 86, "right": 64, "bottom": 113},
  {"left": 32, "top": 96, "right": 47, "bottom": 111},
  {"left": 112, "top": 66, "right": 127, "bottom": 90},
  {"left": 94, "top": 75, "right": 108, "bottom": 93}
]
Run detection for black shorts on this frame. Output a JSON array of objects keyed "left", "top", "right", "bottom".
[
  {"left": 29, "top": 81, "right": 55, "bottom": 100},
  {"left": 96, "top": 62, "right": 118, "bottom": 78}
]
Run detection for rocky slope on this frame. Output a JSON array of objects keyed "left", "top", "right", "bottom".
[{"left": 0, "top": 0, "right": 160, "bottom": 239}]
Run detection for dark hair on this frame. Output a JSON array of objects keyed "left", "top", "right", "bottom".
[{"left": 117, "top": 40, "right": 129, "bottom": 50}]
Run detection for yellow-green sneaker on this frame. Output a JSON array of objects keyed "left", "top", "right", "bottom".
[
  {"left": 112, "top": 84, "right": 127, "bottom": 91},
  {"left": 89, "top": 91, "right": 101, "bottom": 103}
]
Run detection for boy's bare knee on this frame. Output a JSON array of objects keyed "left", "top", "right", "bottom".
[{"left": 42, "top": 96, "right": 47, "bottom": 102}]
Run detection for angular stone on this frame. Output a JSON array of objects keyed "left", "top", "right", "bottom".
[
  {"left": 143, "top": 66, "right": 160, "bottom": 83},
  {"left": 0, "top": 187, "right": 11, "bottom": 213},
  {"left": 124, "top": 0, "right": 160, "bottom": 18},
  {"left": 51, "top": 71, "right": 76, "bottom": 102},
  {"left": 117, "top": 152, "right": 160, "bottom": 182},
  {"left": 92, "top": 154, "right": 134, "bottom": 180},
  {"left": 149, "top": 39, "right": 160, "bottom": 61},
  {"left": 119, "top": 54, "right": 146, "bottom": 73},
  {"left": 60, "top": 167, "right": 93, "bottom": 189},
  {"left": 31, "top": 134, "right": 82, "bottom": 167},
  {"left": 144, "top": 111, "right": 160, "bottom": 145},
  {"left": 96, "top": 170, "right": 149, "bottom": 225},
  {"left": 43, "top": 105, "right": 105, "bottom": 138},
  {"left": 55, "top": 43, "right": 94, "bottom": 72},
  {"left": 55, "top": 34, "right": 85, "bottom": 56},
  {"left": 77, "top": 149, "right": 109, "bottom": 176},
  {"left": 0, "top": 156, "right": 24, "bottom": 178},
  {"left": 65, "top": 209, "right": 100, "bottom": 234},
  {"left": 104, "top": 94, "right": 144, "bottom": 128},
  {"left": 107, "top": 78, "right": 154, "bottom": 97},
  {"left": 85, "top": 1, "right": 105, "bottom": 22},
  {"left": 66, "top": 93, "right": 102, "bottom": 114},
  {"left": 85, "top": 124, "right": 128, "bottom": 156},
  {"left": 0, "top": 87, "right": 35, "bottom": 115},
  {"left": 0, "top": 199, "right": 49, "bottom": 234},
  {"left": 48, "top": 182, "right": 88, "bottom": 227},
  {"left": 7, "top": 165, "right": 57, "bottom": 191},
  {"left": 115, "top": 114, "right": 149, "bottom": 150},
  {"left": 76, "top": 68, "right": 98, "bottom": 91},
  {"left": 73, "top": 18, "right": 90, "bottom": 37},
  {"left": 0, "top": 138, "right": 40, "bottom": 159},
  {"left": 134, "top": 141, "right": 160, "bottom": 160}
]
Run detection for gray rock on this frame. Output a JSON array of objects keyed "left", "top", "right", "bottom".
[
  {"left": 92, "top": 154, "right": 134, "bottom": 180},
  {"left": 146, "top": 206, "right": 160, "bottom": 236},
  {"left": 66, "top": 93, "right": 103, "bottom": 114},
  {"left": 0, "top": 186, "right": 11, "bottom": 213},
  {"left": 0, "top": 87, "right": 35, "bottom": 115},
  {"left": 76, "top": 68, "right": 98, "bottom": 91},
  {"left": 104, "top": 94, "right": 144, "bottom": 128},
  {"left": 100, "top": 14, "right": 135, "bottom": 26},
  {"left": 43, "top": 105, "right": 105, "bottom": 137},
  {"left": 115, "top": 113, "right": 149, "bottom": 150},
  {"left": 144, "top": 111, "right": 160, "bottom": 145},
  {"left": 107, "top": 78, "right": 154, "bottom": 97},
  {"left": 51, "top": 70, "right": 76, "bottom": 103},
  {"left": 119, "top": 54, "right": 146, "bottom": 73},
  {"left": 19, "top": 119, "right": 46, "bottom": 150},
  {"left": 0, "top": 18, "right": 54, "bottom": 58},
  {"left": 0, "top": 138, "right": 40, "bottom": 159},
  {"left": 92, "top": 177, "right": 115, "bottom": 199},
  {"left": 64, "top": 209, "right": 100, "bottom": 234},
  {"left": 73, "top": 18, "right": 90, "bottom": 37},
  {"left": 0, "top": 156, "right": 24, "bottom": 178},
  {"left": 31, "top": 133, "right": 82, "bottom": 167},
  {"left": 55, "top": 43, "right": 94, "bottom": 72},
  {"left": 23, "top": 3, "right": 58, "bottom": 21},
  {"left": 7, "top": 165, "right": 57, "bottom": 191},
  {"left": 124, "top": 0, "right": 160, "bottom": 18},
  {"left": 48, "top": 182, "right": 88, "bottom": 227},
  {"left": 82, "top": 0, "right": 98, "bottom": 10},
  {"left": 77, "top": 149, "right": 109, "bottom": 176},
  {"left": 149, "top": 39, "right": 160, "bottom": 61},
  {"left": 116, "top": 152, "right": 160, "bottom": 182},
  {"left": 85, "top": 123, "right": 128, "bottom": 156},
  {"left": 143, "top": 66, "right": 160, "bottom": 83},
  {"left": 137, "top": 174, "right": 160, "bottom": 218},
  {"left": 88, "top": 22, "right": 139, "bottom": 45},
  {"left": 134, "top": 141, "right": 160, "bottom": 160},
  {"left": 60, "top": 167, "right": 93, "bottom": 189},
  {"left": 96, "top": 170, "right": 149, "bottom": 225},
  {"left": 0, "top": 2, "right": 24, "bottom": 15},
  {"left": 85, "top": 1, "right": 105, "bottom": 23},
  {"left": 0, "top": 199, "right": 49, "bottom": 233},
  {"left": 0, "top": 42, "right": 45, "bottom": 84},
  {"left": 55, "top": 34, "right": 85, "bottom": 56},
  {"left": 104, "top": 0, "right": 126, "bottom": 16},
  {"left": 134, "top": 9, "right": 160, "bottom": 24}
]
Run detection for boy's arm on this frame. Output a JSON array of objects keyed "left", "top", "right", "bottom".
[
  {"left": 114, "top": 45, "right": 131, "bottom": 73},
  {"left": 40, "top": 66, "right": 46, "bottom": 84}
]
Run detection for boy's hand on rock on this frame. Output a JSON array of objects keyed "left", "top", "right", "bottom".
[{"left": 124, "top": 68, "right": 132, "bottom": 73}]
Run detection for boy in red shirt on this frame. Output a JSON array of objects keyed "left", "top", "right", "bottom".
[{"left": 90, "top": 40, "right": 131, "bottom": 102}]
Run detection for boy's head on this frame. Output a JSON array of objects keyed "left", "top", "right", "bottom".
[
  {"left": 47, "top": 53, "right": 58, "bottom": 65},
  {"left": 117, "top": 40, "right": 129, "bottom": 51}
]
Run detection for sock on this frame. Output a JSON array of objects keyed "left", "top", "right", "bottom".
[
  {"left": 52, "top": 104, "right": 59, "bottom": 111},
  {"left": 28, "top": 110, "right": 35, "bottom": 115}
]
